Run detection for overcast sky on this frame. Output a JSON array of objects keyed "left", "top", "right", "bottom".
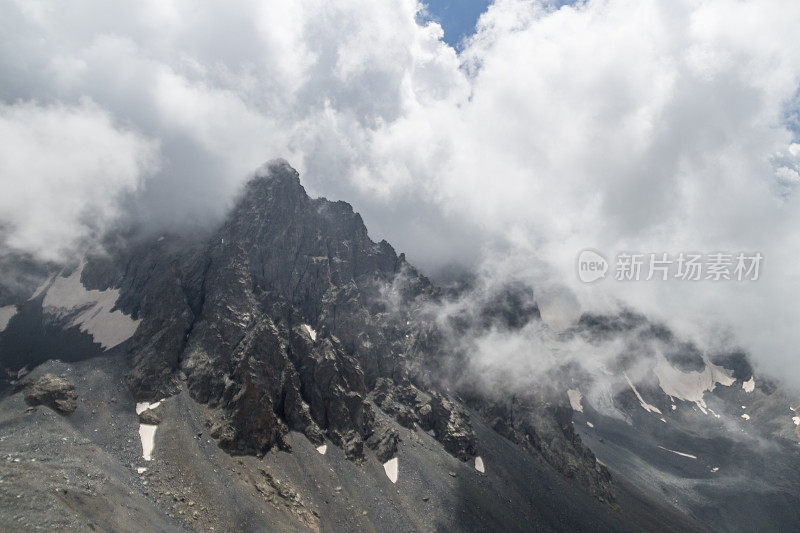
[{"left": 1, "top": 0, "right": 800, "bottom": 386}]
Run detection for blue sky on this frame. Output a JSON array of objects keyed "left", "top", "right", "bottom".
[
  {"left": 423, "top": 0, "right": 492, "bottom": 47},
  {"left": 424, "top": 1, "right": 579, "bottom": 47}
]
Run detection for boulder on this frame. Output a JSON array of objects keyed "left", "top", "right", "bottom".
[
  {"left": 23, "top": 374, "right": 78, "bottom": 415},
  {"left": 138, "top": 407, "right": 162, "bottom": 425}
]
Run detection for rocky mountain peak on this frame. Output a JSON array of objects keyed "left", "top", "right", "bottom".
[
  {"left": 98, "top": 161, "right": 478, "bottom": 465},
  {"left": 0, "top": 161, "right": 619, "bottom": 521}
]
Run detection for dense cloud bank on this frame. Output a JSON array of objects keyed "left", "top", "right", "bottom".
[{"left": 1, "top": 0, "right": 800, "bottom": 384}]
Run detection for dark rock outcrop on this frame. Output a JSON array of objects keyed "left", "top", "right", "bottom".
[
  {"left": 21, "top": 373, "right": 78, "bottom": 415},
  {"left": 371, "top": 378, "right": 477, "bottom": 461}
]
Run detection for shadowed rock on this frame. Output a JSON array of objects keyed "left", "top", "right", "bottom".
[{"left": 138, "top": 407, "right": 162, "bottom": 425}]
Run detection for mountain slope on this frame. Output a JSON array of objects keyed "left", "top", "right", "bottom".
[{"left": 0, "top": 160, "right": 786, "bottom": 531}]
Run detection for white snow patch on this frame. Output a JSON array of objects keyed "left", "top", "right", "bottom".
[
  {"left": 793, "top": 417, "right": 800, "bottom": 426},
  {"left": 42, "top": 264, "right": 140, "bottom": 349},
  {"left": 658, "top": 446, "right": 697, "bottom": 459},
  {"left": 383, "top": 457, "right": 398, "bottom": 483},
  {"left": 0, "top": 305, "right": 17, "bottom": 332},
  {"left": 742, "top": 377, "right": 755, "bottom": 393},
  {"left": 623, "top": 373, "right": 662, "bottom": 414},
  {"left": 139, "top": 424, "right": 157, "bottom": 461},
  {"left": 586, "top": 421, "right": 594, "bottom": 428},
  {"left": 302, "top": 324, "right": 317, "bottom": 341},
  {"left": 660, "top": 417, "right": 666, "bottom": 423},
  {"left": 711, "top": 467, "right": 719, "bottom": 473},
  {"left": 136, "top": 400, "right": 164, "bottom": 461},
  {"left": 475, "top": 456, "right": 485, "bottom": 473},
  {"left": 136, "top": 401, "right": 162, "bottom": 415},
  {"left": 137, "top": 467, "right": 148, "bottom": 474},
  {"left": 671, "top": 404, "right": 677, "bottom": 411},
  {"left": 741, "top": 414, "right": 750, "bottom": 420},
  {"left": 654, "top": 355, "right": 734, "bottom": 414},
  {"left": 316, "top": 444, "right": 327, "bottom": 455},
  {"left": 567, "top": 389, "right": 583, "bottom": 413}
]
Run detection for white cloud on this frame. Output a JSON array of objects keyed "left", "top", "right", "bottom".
[
  {"left": 0, "top": 99, "right": 159, "bottom": 261},
  {"left": 1, "top": 0, "right": 800, "bottom": 385}
]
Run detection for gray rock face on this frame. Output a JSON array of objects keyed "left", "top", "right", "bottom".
[
  {"left": 22, "top": 373, "right": 78, "bottom": 415},
  {"left": 470, "top": 394, "right": 612, "bottom": 501},
  {"left": 371, "top": 378, "right": 477, "bottom": 461},
  {"left": 70, "top": 159, "right": 609, "bottom": 501}
]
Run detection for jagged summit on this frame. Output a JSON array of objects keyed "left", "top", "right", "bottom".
[
  {"left": 244, "top": 159, "right": 365, "bottom": 224},
  {"left": 245, "top": 159, "right": 306, "bottom": 200},
  {"left": 218, "top": 162, "right": 412, "bottom": 326},
  {"left": 240, "top": 160, "right": 404, "bottom": 274},
  {"left": 252, "top": 158, "right": 299, "bottom": 180}
]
